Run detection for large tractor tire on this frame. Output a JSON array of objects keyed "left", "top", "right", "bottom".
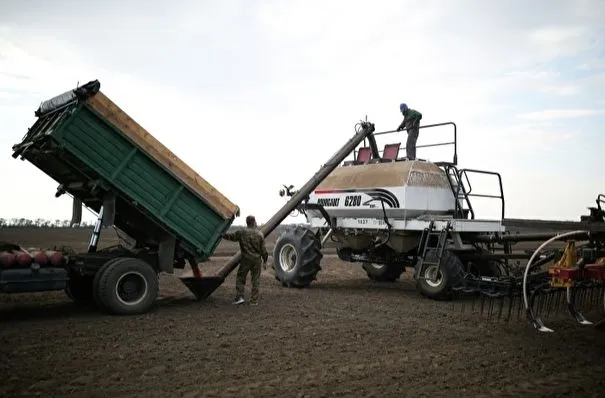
[
  {"left": 474, "top": 260, "right": 505, "bottom": 277},
  {"left": 273, "top": 226, "right": 323, "bottom": 288},
  {"left": 94, "top": 257, "right": 159, "bottom": 315},
  {"left": 462, "top": 248, "right": 506, "bottom": 278},
  {"left": 415, "top": 249, "right": 464, "bottom": 300},
  {"left": 362, "top": 262, "right": 405, "bottom": 282}
]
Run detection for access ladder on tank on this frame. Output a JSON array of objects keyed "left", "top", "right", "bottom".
[
  {"left": 415, "top": 220, "right": 451, "bottom": 281},
  {"left": 438, "top": 163, "right": 505, "bottom": 221}
]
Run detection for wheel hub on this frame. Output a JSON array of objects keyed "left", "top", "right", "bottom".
[
  {"left": 279, "top": 243, "right": 297, "bottom": 272},
  {"left": 424, "top": 265, "right": 443, "bottom": 287},
  {"left": 369, "top": 263, "right": 385, "bottom": 270},
  {"left": 115, "top": 271, "right": 148, "bottom": 306}
]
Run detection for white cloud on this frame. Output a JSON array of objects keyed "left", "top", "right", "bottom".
[
  {"left": 538, "top": 84, "right": 581, "bottom": 96},
  {"left": 517, "top": 109, "right": 604, "bottom": 121},
  {"left": 0, "top": 0, "right": 604, "bottom": 226},
  {"left": 529, "top": 25, "right": 587, "bottom": 44}
]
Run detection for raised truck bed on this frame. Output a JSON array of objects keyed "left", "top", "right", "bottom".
[{"left": 4, "top": 80, "right": 240, "bottom": 314}]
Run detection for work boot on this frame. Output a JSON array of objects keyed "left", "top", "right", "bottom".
[{"left": 232, "top": 296, "right": 245, "bottom": 305}]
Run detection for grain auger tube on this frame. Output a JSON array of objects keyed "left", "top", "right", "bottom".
[{"left": 180, "top": 119, "right": 378, "bottom": 299}]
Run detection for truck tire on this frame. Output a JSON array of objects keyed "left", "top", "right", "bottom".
[
  {"left": 362, "top": 262, "right": 405, "bottom": 282},
  {"left": 415, "top": 249, "right": 464, "bottom": 300},
  {"left": 65, "top": 274, "right": 95, "bottom": 305},
  {"left": 92, "top": 257, "right": 127, "bottom": 311},
  {"left": 273, "top": 226, "right": 322, "bottom": 288},
  {"left": 95, "top": 257, "right": 159, "bottom": 315}
]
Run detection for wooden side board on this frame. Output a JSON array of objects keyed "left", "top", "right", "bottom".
[{"left": 86, "top": 91, "right": 239, "bottom": 220}]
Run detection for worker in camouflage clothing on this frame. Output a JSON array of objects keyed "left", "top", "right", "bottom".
[
  {"left": 222, "top": 215, "right": 268, "bottom": 306},
  {"left": 396, "top": 103, "right": 423, "bottom": 160}
]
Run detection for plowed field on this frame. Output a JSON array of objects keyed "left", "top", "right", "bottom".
[{"left": 1, "top": 227, "right": 604, "bottom": 397}]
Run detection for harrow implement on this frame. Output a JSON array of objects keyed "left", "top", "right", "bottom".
[{"left": 451, "top": 230, "right": 605, "bottom": 332}]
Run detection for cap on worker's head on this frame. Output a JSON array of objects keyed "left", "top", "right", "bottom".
[
  {"left": 246, "top": 215, "right": 256, "bottom": 227},
  {"left": 400, "top": 103, "right": 408, "bottom": 112}
]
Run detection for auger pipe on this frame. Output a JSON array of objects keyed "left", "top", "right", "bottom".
[
  {"left": 522, "top": 230, "right": 589, "bottom": 332},
  {"left": 215, "top": 121, "right": 377, "bottom": 279}
]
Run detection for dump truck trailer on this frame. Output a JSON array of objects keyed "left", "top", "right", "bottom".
[{"left": 3, "top": 80, "right": 240, "bottom": 315}]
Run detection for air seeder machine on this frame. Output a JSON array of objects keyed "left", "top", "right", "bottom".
[
  {"left": 272, "top": 121, "right": 605, "bottom": 333},
  {"left": 3, "top": 80, "right": 605, "bottom": 332}
]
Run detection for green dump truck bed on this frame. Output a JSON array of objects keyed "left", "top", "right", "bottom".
[{"left": 11, "top": 80, "right": 239, "bottom": 261}]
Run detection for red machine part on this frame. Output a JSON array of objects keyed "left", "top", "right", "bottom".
[
  {"left": 14, "top": 250, "right": 32, "bottom": 266},
  {"left": 549, "top": 265, "right": 605, "bottom": 283},
  {"left": 31, "top": 250, "right": 49, "bottom": 265},
  {"left": 45, "top": 250, "right": 65, "bottom": 266},
  {"left": 584, "top": 264, "right": 605, "bottom": 282},
  {"left": 549, "top": 266, "right": 579, "bottom": 283},
  {"left": 0, "top": 251, "right": 17, "bottom": 267}
]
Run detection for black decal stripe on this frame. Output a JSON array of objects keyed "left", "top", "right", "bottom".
[
  {"left": 315, "top": 188, "right": 400, "bottom": 208},
  {"left": 368, "top": 193, "right": 398, "bottom": 208},
  {"left": 358, "top": 188, "right": 400, "bottom": 208}
]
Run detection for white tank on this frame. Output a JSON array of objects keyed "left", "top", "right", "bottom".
[{"left": 307, "top": 160, "right": 458, "bottom": 220}]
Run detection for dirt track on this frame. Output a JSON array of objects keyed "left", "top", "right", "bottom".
[{"left": 2, "top": 228, "right": 605, "bottom": 397}]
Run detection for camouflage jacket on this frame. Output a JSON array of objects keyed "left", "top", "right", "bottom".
[
  {"left": 222, "top": 227, "right": 268, "bottom": 262},
  {"left": 399, "top": 108, "right": 422, "bottom": 130}
]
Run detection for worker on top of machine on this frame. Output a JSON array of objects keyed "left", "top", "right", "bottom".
[
  {"left": 222, "top": 215, "right": 268, "bottom": 306},
  {"left": 396, "top": 103, "right": 422, "bottom": 160}
]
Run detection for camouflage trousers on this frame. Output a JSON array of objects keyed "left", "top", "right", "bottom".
[
  {"left": 236, "top": 257, "right": 262, "bottom": 303},
  {"left": 406, "top": 122, "right": 420, "bottom": 160}
]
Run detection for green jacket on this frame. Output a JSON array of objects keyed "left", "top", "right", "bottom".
[
  {"left": 399, "top": 108, "right": 422, "bottom": 130},
  {"left": 223, "top": 227, "right": 268, "bottom": 263}
]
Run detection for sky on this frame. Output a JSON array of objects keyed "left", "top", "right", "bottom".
[{"left": 0, "top": 0, "right": 604, "bottom": 226}]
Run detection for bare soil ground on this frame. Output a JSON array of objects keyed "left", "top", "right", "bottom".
[{"left": 1, "top": 227, "right": 605, "bottom": 397}]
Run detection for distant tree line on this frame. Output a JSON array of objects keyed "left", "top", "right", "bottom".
[
  {"left": 0, "top": 218, "right": 96, "bottom": 228},
  {"left": 0, "top": 218, "right": 306, "bottom": 232}
]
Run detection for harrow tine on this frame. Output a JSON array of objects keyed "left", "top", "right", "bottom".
[
  {"left": 589, "top": 285, "right": 597, "bottom": 308},
  {"left": 536, "top": 290, "right": 545, "bottom": 319},
  {"left": 505, "top": 295, "right": 514, "bottom": 322},
  {"left": 566, "top": 286, "right": 593, "bottom": 326},
  {"left": 497, "top": 295, "right": 505, "bottom": 320},
  {"left": 553, "top": 289, "right": 562, "bottom": 313},
  {"left": 516, "top": 292, "right": 524, "bottom": 321},
  {"left": 528, "top": 284, "right": 554, "bottom": 333},
  {"left": 544, "top": 289, "right": 554, "bottom": 320}
]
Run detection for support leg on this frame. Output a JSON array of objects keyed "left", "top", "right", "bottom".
[
  {"left": 88, "top": 206, "right": 104, "bottom": 253},
  {"left": 190, "top": 259, "right": 202, "bottom": 279}
]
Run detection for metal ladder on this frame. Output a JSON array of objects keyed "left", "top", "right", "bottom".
[
  {"left": 415, "top": 221, "right": 451, "bottom": 280},
  {"left": 443, "top": 166, "right": 473, "bottom": 219}
]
